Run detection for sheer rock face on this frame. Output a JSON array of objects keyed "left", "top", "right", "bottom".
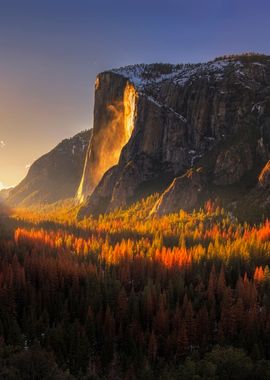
[
  {"left": 150, "top": 169, "right": 205, "bottom": 216},
  {"left": 78, "top": 55, "right": 270, "bottom": 218},
  {"left": 8, "top": 130, "right": 91, "bottom": 207},
  {"left": 213, "top": 143, "right": 253, "bottom": 186},
  {"left": 76, "top": 73, "right": 135, "bottom": 203}
]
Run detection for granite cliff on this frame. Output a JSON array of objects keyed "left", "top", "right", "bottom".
[{"left": 78, "top": 54, "right": 270, "bottom": 219}]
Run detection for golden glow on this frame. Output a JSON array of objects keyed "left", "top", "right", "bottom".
[
  {"left": 76, "top": 143, "right": 91, "bottom": 203},
  {"left": 95, "top": 76, "right": 100, "bottom": 90},
  {"left": 77, "top": 82, "right": 137, "bottom": 203},
  {"left": 124, "top": 82, "right": 137, "bottom": 140},
  {"left": 258, "top": 160, "right": 270, "bottom": 186}
]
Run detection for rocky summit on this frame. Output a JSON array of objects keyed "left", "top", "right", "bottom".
[{"left": 77, "top": 53, "right": 270, "bottom": 220}]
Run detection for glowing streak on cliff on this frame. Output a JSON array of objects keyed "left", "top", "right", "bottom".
[
  {"left": 95, "top": 76, "right": 100, "bottom": 90},
  {"left": 76, "top": 143, "right": 91, "bottom": 203},
  {"left": 124, "top": 82, "right": 137, "bottom": 141},
  {"left": 77, "top": 82, "right": 137, "bottom": 203}
]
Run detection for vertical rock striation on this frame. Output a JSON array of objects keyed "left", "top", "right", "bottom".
[{"left": 77, "top": 74, "right": 138, "bottom": 203}]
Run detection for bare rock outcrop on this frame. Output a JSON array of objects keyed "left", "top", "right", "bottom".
[
  {"left": 213, "top": 143, "right": 253, "bottom": 186},
  {"left": 150, "top": 168, "right": 205, "bottom": 216}
]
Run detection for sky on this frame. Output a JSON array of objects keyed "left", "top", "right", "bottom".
[{"left": 0, "top": 0, "right": 270, "bottom": 189}]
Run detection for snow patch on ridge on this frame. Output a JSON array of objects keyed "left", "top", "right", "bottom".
[{"left": 111, "top": 60, "right": 244, "bottom": 90}]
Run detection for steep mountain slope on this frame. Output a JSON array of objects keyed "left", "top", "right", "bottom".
[
  {"left": 8, "top": 130, "right": 91, "bottom": 207},
  {"left": 0, "top": 188, "right": 12, "bottom": 202},
  {"left": 78, "top": 54, "right": 270, "bottom": 219}
]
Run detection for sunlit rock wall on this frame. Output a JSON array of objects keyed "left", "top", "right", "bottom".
[{"left": 77, "top": 73, "right": 137, "bottom": 203}]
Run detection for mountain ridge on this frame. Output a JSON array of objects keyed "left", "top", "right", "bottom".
[
  {"left": 8, "top": 129, "right": 92, "bottom": 207},
  {"left": 78, "top": 53, "right": 270, "bottom": 220}
]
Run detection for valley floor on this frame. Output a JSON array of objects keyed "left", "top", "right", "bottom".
[{"left": 1, "top": 197, "right": 270, "bottom": 379}]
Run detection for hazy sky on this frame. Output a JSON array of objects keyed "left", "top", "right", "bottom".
[{"left": 0, "top": 0, "right": 269, "bottom": 188}]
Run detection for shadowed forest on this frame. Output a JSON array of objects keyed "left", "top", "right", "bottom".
[{"left": 1, "top": 197, "right": 270, "bottom": 379}]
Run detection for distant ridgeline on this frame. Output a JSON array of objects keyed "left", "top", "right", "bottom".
[{"left": 7, "top": 130, "right": 91, "bottom": 207}]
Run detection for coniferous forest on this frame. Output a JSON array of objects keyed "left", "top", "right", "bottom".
[
  {"left": 1, "top": 197, "right": 270, "bottom": 379},
  {"left": 2, "top": 0, "right": 270, "bottom": 378}
]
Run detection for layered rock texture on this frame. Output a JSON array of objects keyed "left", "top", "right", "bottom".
[
  {"left": 8, "top": 130, "right": 91, "bottom": 207},
  {"left": 78, "top": 54, "right": 270, "bottom": 219}
]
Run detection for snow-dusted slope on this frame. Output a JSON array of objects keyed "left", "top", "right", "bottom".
[{"left": 111, "top": 59, "right": 246, "bottom": 89}]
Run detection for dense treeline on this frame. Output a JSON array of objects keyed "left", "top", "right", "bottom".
[{"left": 1, "top": 199, "right": 270, "bottom": 379}]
